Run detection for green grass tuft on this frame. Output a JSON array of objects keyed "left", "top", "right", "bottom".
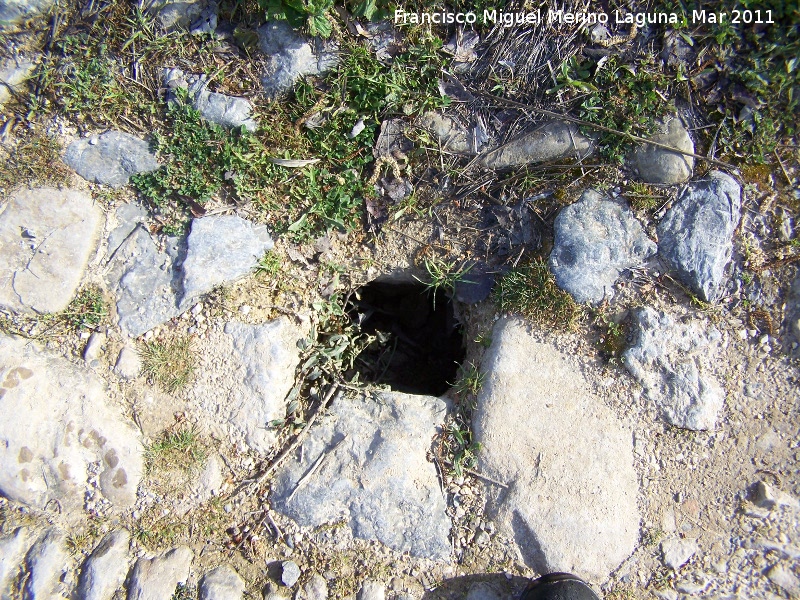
[
  {"left": 139, "top": 336, "right": 195, "bottom": 393},
  {"left": 495, "top": 258, "right": 582, "bottom": 330}
]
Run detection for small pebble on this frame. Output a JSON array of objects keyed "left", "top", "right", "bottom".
[{"left": 281, "top": 560, "right": 301, "bottom": 587}]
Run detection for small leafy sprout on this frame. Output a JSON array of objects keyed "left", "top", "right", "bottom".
[
  {"left": 416, "top": 257, "right": 471, "bottom": 308},
  {"left": 595, "top": 312, "right": 627, "bottom": 362},
  {"left": 495, "top": 258, "right": 582, "bottom": 330},
  {"left": 139, "top": 335, "right": 195, "bottom": 393},
  {"left": 444, "top": 421, "right": 481, "bottom": 479},
  {"left": 62, "top": 286, "right": 108, "bottom": 330},
  {"left": 452, "top": 362, "right": 485, "bottom": 398},
  {"left": 256, "top": 251, "right": 282, "bottom": 277},
  {"left": 264, "top": 0, "right": 335, "bottom": 38},
  {"left": 171, "top": 582, "right": 195, "bottom": 600},
  {"left": 474, "top": 332, "right": 493, "bottom": 348}
]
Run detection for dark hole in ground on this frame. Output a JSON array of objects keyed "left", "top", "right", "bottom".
[{"left": 346, "top": 280, "right": 465, "bottom": 396}]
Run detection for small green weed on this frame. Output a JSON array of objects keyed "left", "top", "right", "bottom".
[
  {"left": 262, "top": 0, "right": 334, "bottom": 37},
  {"left": 131, "top": 503, "right": 188, "bottom": 550},
  {"left": 642, "top": 526, "right": 665, "bottom": 548},
  {"left": 62, "top": 286, "right": 109, "bottom": 331},
  {"left": 171, "top": 583, "right": 195, "bottom": 600},
  {"left": 139, "top": 336, "right": 195, "bottom": 393},
  {"left": 65, "top": 521, "right": 102, "bottom": 556},
  {"left": 255, "top": 251, "right": 282, "bottom": 277},
  {"left": 53, "top": 36, "right": 123, "bottom": 118},
  {"left": 416, "top": 257, "right": 470, "bottom": 306},
  {"left": 452, "top": 362, "right": 485, "bottom": 398},
  {"left": 474, "top": 332, "right": 493, "bottom": 348},
  {"left": 495, "top": 259, "right": 582, "bottom": 330},
  {"left": 625, "top": 181, "right": 662, "bottom": 212},
  {"left": 594, "top": 312, "right": 627, "bottom": 363},
  {"left": 131, "top": 95, "right": 253, "bottom": 207},
  {"left": 553, "top": 56, "right": 674, "bottom": 163},
  {"left": 442, "top": 420, "right": 481, "bottom": 479}
]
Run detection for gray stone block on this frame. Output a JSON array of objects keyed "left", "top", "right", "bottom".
[
  {"left": 657, "top": 170, "right": 741, "bottom": 302},
  {"left": 272, "top": 391, "right": 451, "bottom": 560},
  {"left": 549, "top": 189, "right": 656, "bottom": 304},
  {"left": 64, "top": 131, "right": 160, "bottom": 188}
]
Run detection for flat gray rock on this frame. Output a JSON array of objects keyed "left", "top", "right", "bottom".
[
  {"left": 64, "top": 131, "right": 160, "bottom": 188},
  {"left": 300, "top": 573, "right": 328, "bottom": 600},
  {"left": 0, "top": 335, "right": 143, "bottom": 510},
  {"left": 199, "top": 565, "right": 246, "bottom": 600},
  {"left": 190, "top": 317, "right": 303, "bottom": 454},
  {"left": 272, "top": 391, "right": 451, "bottom": 560},
  {"left": 0, "top": 56, "right": 35, "bottom": 106},
  {"left": 417, "top": 112, "right": 473, "bottom": 154},
  {"left": 623, "top": 307, "right": 725, "bottom": 431},
  {"left": 77, "top": 529, "right": 132, "bottom": 600},
  {"left": 767, "top": 563, "right": 800, "bottom": 597},
  {"left": 22, "top": 528, "right": 66, "bottom": 600},
  {"left": 631, "top": 117, "right": 694, "bottom": 184},
  {"left": 115, "top": 346, "right": 142, "bottom": 379},
  {"left": 181, "top": 215, "right": 273, "bottom": 306},
  {"left": 477, "top": 121, "right": 593, "bottom": 169},
  {"left": 357, "top": 580, "right": 384, "bottom": 600},
  {"left": 0, "top": 528, "right": 30, "bottom": 595},
  {"left": 128, "top": 547, "right": 193, "bottom": 600},
  {"left": 105, "top": 224, "right": 183, "bottom": 337},
  {"left": 661, "top": 537, "right": 698, "bottom": 570},
  {"left": 549, "top": 189, "right": 656, "bottom": 304},
  {"left": 0, "top": 0, "right": 54, "bottom": 26},
  {"left": 281, "top": 561, "right": 301, "bottom": 587},
  {"left": 472, "top": 319, "right": 640, "bottom": 581},
  {"left": 163, "top": 68, "right": 258, "bottom": 131},
  {"left": 657, "top": 170, "right": 741, "bottom": 302},
  {"left": 107, "top": 201, "right": 148, "bottom": 256},
  {"left": 0, "top": 187, "right": 103, "bottom": 314},
  {"left": 258, "top": 21, "right": 338, "bottom": 99}
]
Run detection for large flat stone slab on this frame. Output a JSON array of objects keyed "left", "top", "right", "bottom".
[
  {"left": 77, "top": 529, "right": 132, "bottom": 600},
  {"left": 105, "top": 222, "right": 184, "bottom": 338},
  {"left": 549, "top": 189, "right": 656, "bottom": 304},
  {"left": 272, "top": 391, "right": 452, "bottom": 560},
  {"left": 623, "top": 307, "right": 725, "bottom": 431},
  {"left": 190, "top": 317, "right": 303, "bottom": 454},
  {"left": 0, "top": 335, "right": 143, "bottom": 511},
  {"left": 181, "top": 215, "right": 273, "bottom": 307},
  {"left": 657, "top": 170, "right": 741, "bottom": 302},
  {"left": 128, "top": 546, "right": 193, "bottom": 600},
  {"left": 473, "top": 319, "right": 640, "bottom": 581},
  {"left": 0, "top": 187, "right": 103, "bottom": 314},
  {"left": 64, "top": 131, "right": 160, "bottom": 188},
  {"left": 22, "top": 528, "right": 66, "bottom": 600}
]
